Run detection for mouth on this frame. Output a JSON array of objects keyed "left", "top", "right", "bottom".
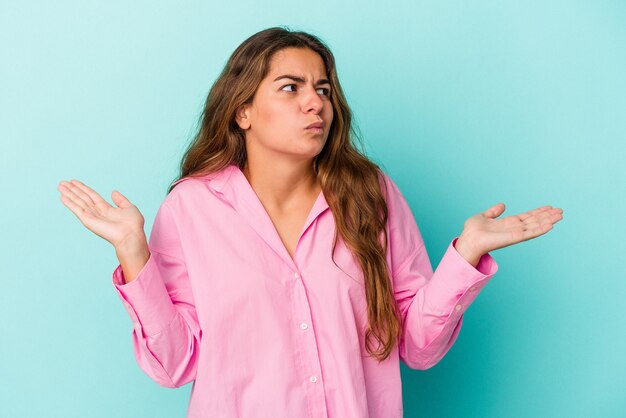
[
  {"left": 305, "top": 126, "right": 324, "bottom": 135},
  {"left": 305, "top": 121, "right": 324, "bottom": 135},
  {"left": 305, "top": 121, "right": 324, "bottom": 130}
]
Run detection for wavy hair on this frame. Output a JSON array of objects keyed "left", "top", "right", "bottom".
[{"left": 168, "top": 26, "right": 402, "bottom": 363}]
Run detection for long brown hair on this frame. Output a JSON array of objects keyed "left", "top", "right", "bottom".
[{"left": 168, "top": 26, "right": 402, "bottom": 363}]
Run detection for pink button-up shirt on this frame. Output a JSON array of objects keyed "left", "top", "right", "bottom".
[{"left": 112, "top": 164, "right": 498, "bottom": 418}]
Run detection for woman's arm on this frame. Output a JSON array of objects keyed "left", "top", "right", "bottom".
[
  {"left": 111, "top": 201, "right": 201, "bottom": 388},
  {"left": 392, "top": 236, "right": 498, "bottom": 370},
  {"left": 381, "top": 173, "right": 498, "bottom": 370},
  {"left": 112, "top": 245, "right": 201, "bottom": 388},
  {"left": 57, "top": 179, "right": 201, "bottom": 387},
  {"left": 115, "top": 236, "right": 151, "bottom": 284}
]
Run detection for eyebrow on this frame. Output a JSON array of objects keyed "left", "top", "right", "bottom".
[{"left": 273, "top": 74, "right": 331, "bottom": 86}]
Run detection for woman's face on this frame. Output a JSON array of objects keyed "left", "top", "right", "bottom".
[{"left": 236, "top": 47, "right": 334, "bottom": 164}]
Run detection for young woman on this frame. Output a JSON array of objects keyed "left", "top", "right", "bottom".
[{"left": 57, "top": 27, "right": 563, "bottom": 418}]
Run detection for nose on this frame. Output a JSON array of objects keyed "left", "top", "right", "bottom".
[{"left": 302, "top": 86, "right": 324, "bottom": 114}]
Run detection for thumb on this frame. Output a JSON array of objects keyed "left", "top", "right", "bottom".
[
  {"left": 111, "top": 190, "right": 133, "bottom": 208},
  {"left": 484, "top": 202, "right": 505, "bottom": 219}
]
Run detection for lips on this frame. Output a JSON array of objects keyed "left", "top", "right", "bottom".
[{"left": 306, "top": 121, "right": 324, "bottom": 129}]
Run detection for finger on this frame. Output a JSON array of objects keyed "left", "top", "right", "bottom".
[
  {"left": 517, "top": 206, "right": 553, "bottom": 222},
  {"left": 500, "top": 208, "right": 560, "bottom": 231},
  {"left": 552, "top": 210, "right": 564, "bottom": 223},
  {"left": 70, "top": 179, "right": 110, "bottom": 208},
  {"left": 59, "top": 185, "right": 94, "bottom": 226},
  {"left": 111, "top": 190, "right": 133, "bottom": 208},
  {"left": 59, "top": 192, "right": 88, "bottom": 221},
  {"left": 542, "top": 209, "right": 563, "bottom": 224},
  {"left": 526, "top": 209, "right": 562, "bottom": 226},
  {"left": 517, "top": 213, "right": 562, "bottom": 239},
  {"left": 58, "top": 182, "right": 90, "bottom": 212},
  {"left": 66, "top": 180, "right": 97, "bottom": 207},
  {"left": 517, "top": 206, "right": 552, "bottom": 222},
  {"left": 484, "top": 203, "right": 505, "bottom": 218}
]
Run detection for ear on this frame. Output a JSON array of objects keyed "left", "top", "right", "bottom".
[{"left": 235, "top": 104, "right": 251, "bottom": 130}]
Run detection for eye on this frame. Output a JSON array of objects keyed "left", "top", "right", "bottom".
[
  {"left": 281, "top": 84, "right": 297, "bottom": 92},
  {"left": 281, "top": 84, "right": 330, "bottom": 96},
  {"left": 317, "top": 87, "right": 331, "bottom": 96}
]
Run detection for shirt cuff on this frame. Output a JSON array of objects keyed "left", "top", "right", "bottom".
[
  {"left": 111, "top": 251, "right": 178, "bottom": 337},
  {"left": 423, "top": 237, "right": 499, "bottom": 317}
]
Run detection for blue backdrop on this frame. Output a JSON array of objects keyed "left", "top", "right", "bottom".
[{"left": 1, "top": 1, "right": 624, "bottom": 417}]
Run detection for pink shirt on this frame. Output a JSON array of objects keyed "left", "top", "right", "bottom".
[{"left": 111, "top": 164, "right": 498, "bottom": 418}]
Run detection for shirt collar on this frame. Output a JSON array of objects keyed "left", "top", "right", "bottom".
[
  {"left": 171, "top": 164, "right": 236, "bottom": 192},
  {"left": 210, "top": 163, "right": 331, "bottom": 267},
  {"left": 211, "top": 164, "right": 329, "bottom": 213},
  {"left": 208, "top": 164, "right": 237, "bottom": 193},
  {"left": 173, "top": 164, "right": 330, "bottom": 228}
]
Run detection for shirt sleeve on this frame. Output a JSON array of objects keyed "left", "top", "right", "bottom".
[
  {"left": 382, "top": 172, "right": 499, "bottom": 370},
  {"left": 111, "top": 198, "right": 201, "bottom": 388}
]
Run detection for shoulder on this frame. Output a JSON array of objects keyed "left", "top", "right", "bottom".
[
  {"left": 377, "top": 170, "right": 425, "bottom": 270},
  {"left": 163, "top": 165, "right": 235, "bottom": 216},
  {"left": 167, "top": 176, "right": 209, "bottom": 198},
  {"left": 376, "top": 169, "right": 420, "bottom": 235},
  {"left": 377, "top": 169, "right": 404, "bottom": 207},
  {"left": 165, "top": 167, "right": 230, "bottom": 203}
]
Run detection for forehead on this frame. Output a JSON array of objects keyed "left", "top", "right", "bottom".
[{"left": 267, "top": 47, "right": 327, "bottom": 77}]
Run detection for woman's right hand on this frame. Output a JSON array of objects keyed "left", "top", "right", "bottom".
[{"left": 58, "top": 179, "right": 147, "bottom": 252}]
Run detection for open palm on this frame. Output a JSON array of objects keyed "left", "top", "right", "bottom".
[
  {"left": 463, "top": 203, "right": 564, "bottom": 255},
  {"left": 57, "top": 179, "right": 146, "bottom": 249}
]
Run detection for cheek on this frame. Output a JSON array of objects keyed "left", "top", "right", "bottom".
[
  {"left": 255, "top": 101, "right": 276, "bottom": 125},
  {"left": 257, "top": 101, "right": 295, "bottom": 130}
]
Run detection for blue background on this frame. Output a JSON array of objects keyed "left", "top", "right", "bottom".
[{"left": 1, "top": 1, "right": 624, "bottom": 417}]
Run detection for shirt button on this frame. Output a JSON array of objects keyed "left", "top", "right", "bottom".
[
  {"left": 300, "top": 322, "right": 308, "bottom": 330},
  {"left": 469, "top": 286, "right": 477, "bottom": 291},
  {"left": 455, "top": 304, "right": 463, "bottom": 311},
  {"left": 309, "top": 375, "right": 318, "bottom": 383},
  {"left": 294, "top": 272, "right": 300, "bottom": 279}
]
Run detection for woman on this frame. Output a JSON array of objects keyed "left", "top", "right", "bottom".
[{"left": 57, "top": 27, "right": 563, "bottom": 418}]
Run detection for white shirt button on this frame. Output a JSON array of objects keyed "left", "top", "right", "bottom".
[
  {"left": 300, "top": 322, "right": 308, "bottom": 330},
  {"left": 309, "top": 375, "right": 318, "bottom": 383},
  {"left": 294, "top": 272, "right": 300, "bottom": 279},
  {"left": 455, "top": 304, "right": 463, "bottom": 311}
]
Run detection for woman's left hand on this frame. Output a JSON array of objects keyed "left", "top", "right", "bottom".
[{"left": 455, "top": 203, "right": 564, "bottom": 266}]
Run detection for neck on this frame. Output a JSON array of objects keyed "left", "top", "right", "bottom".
[{"left": 241, "top": 158, "right": 319, "bottom": 212}]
